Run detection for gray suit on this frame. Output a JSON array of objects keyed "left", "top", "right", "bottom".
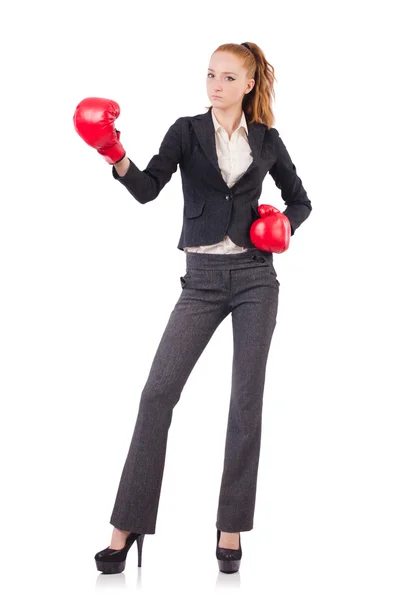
[{"left": 109, "top": 108, "right": 312, "bottom": 534}]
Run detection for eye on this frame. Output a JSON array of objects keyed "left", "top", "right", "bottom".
[{"left": 207, "top": 73, "right": 235, "bottom": 81}]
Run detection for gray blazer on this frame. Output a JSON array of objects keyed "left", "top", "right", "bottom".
[{"left": 112, "top": 106, "right": 312, "bottom": 256}]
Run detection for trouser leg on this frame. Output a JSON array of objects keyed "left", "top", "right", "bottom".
[
  {"left": 216, "top": 265, "right": 279, "bottom": 532},
  {"left": 110, "top": 272, "right": 230, "bottom": 534}
]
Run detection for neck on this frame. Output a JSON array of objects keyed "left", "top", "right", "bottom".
[{"left": 211, "top": 105, "right": 243, "bottom": 133}]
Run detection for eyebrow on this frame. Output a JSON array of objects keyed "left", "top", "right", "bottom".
[{"left": 208, "top": 68, "right": 238, "bottom": 75}]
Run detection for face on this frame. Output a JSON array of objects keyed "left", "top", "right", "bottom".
[{"left": 206, "top": 51, "right": 255, "bottom": 110}]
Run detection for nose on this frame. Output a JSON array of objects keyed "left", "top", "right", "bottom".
[{"left": 208, "top": 77, "right": 223, "bottom": 92}]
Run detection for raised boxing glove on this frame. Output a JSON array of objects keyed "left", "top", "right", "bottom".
[{"left": 73, "top": 97, "right": 126, "bottom": 165}]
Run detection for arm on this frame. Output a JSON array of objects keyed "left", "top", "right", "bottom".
[
  {"left": 269, "top": 129, "right": 312, "bottom": 235},
  {"left": 112, "top": 117, "right": 183, "bottom": 204},
  {"left": 114, "top": 156, "right": 130, "bottom": 177}
]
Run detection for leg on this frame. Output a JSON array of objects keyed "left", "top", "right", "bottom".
[
  {"left": 216, "top": 265, "right": 279, "bottom": 532},
  {"left": 110, "top": 271, "right": 230, "bottom": 534}
]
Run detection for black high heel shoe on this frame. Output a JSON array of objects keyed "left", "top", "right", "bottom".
[
  {"left": 95, "top": 531, "right": 146, "bottom": 574},
  {"left": 216, "top": 529, "right": 242, "bottom": 573}
]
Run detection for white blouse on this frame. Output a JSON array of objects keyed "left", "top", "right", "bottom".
[{"left": 183, "top": 108, "right": 253, "bottom": 254}]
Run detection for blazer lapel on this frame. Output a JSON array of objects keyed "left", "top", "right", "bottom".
[{"left": 191, "top": 107, "right": 267, "bottom": 186}]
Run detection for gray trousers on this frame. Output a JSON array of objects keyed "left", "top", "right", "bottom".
[{"left": 109, "top": 249, "right": 279, "bottom": 534}]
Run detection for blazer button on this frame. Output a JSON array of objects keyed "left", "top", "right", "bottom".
[{"left": 225, "top": 195, "right": 231, "bottom": 200}]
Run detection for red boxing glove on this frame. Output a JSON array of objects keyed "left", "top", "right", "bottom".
[
  {"left": 250, "top": 204, "right": 291, "bottom": 253},
  {"left": 73, "top": 97, "right": 126, "bottom": 165}
]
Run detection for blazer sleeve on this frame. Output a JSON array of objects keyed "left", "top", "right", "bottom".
[
  {"left": 269, "top": 128, "right": 312, "bottom": 235},
  {"left": 111, "top": 117, "right": 183, "bottom": 204}
]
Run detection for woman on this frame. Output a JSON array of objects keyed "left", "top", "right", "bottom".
[{"left": 73, "top": 41, "right": 312, "bottom": 575}]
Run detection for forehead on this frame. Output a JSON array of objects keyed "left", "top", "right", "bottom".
[{"left": 208, "top": 53, "right": 243, "bottom": 75}]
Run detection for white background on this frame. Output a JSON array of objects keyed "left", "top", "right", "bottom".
[{"left": 1, "top": 0, "right": 396, "bottom": 598}]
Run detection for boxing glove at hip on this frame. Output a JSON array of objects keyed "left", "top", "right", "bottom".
[{"left": 250, "top": 204, "right": 291, "bottom": 253}]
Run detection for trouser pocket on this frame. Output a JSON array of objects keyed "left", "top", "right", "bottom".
[
  {"left": 179, "top": 269, "right": 225, "bottom": 291},
  {"left": 180, "top": 274, "right": 188, "bottom": 288}
]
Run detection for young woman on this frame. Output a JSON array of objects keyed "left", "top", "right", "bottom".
[{"left": 74, "top": 41, "right": 312, "bottom": 575}]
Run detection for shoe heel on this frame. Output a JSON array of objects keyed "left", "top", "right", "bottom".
[
  {"left": 137, "top": 533, "right": 145, "bottom": 567},
  {"left": 217, "top": 557, "right": 241, "bottom": 573}
]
